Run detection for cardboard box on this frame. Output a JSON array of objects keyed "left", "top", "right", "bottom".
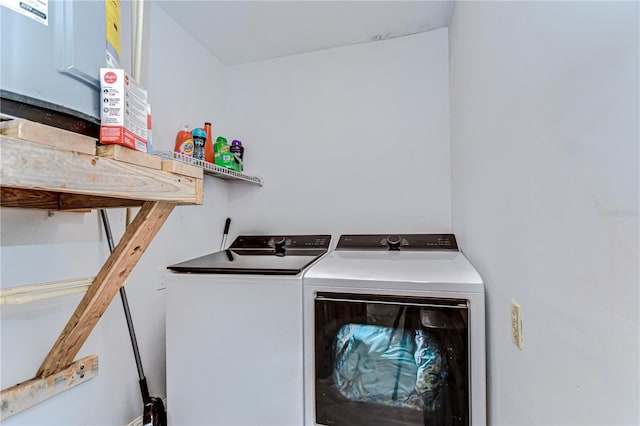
[{"left": 99, "top": 68, "right": 148, "bottom": 152}]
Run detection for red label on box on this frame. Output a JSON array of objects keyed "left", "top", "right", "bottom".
[{"left": 100, "top": 126, "right": 148, "bottom": 152}]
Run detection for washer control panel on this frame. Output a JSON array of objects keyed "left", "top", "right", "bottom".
[
  {"left": 336, "top": 234, "right": 458, "bottom": 251},
  {"left": 230, "top": 235, "right": 331, "bottom": 250}
]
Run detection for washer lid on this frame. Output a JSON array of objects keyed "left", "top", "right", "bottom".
[{"left": 167, "top": 234, "right": 331, "bottom": 275}]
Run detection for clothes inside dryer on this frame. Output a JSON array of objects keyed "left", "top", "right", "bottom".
[{"left": 314, "top": 293, "right": 469, "bottom": 426}]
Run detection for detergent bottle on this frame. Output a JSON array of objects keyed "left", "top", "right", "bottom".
[
  {"left": 192, "top": 128, "right": 207, "bottom": 161},
  {"left": 174, "top": 125, "right": 194, "bottom": 157},
  {"left": 214, "top": 136, "right": 229, "bottom": 166},
  {"left": 230, "top": 140, "right": 244, "bottom": 172}
]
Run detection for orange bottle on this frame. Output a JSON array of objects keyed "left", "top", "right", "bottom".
[
  {"left": 174, "top": 125, "right": 194, "bottom": 157},
  {"left": 204, "top": 122, "right": 214, "bottom": 163}
]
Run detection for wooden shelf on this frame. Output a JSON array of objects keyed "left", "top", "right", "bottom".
[
  {"left": 1, "top": 135, "right": 203, "bottom": 210},
  {"left": 0, "top": 118, "right": 203, "bottom": 420}
]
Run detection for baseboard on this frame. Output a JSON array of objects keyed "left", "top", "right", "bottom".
[{"left": 125, "top": 398, "right": 167, "bottom": 426}]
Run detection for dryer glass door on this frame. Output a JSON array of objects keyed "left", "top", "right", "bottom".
[{"left": 314, "top": 293, "right": 469, "bottom": 426}]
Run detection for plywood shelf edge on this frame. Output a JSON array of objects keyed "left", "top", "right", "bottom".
[{"left": 0, "top": 135, "right": 203, "bottom": 209}]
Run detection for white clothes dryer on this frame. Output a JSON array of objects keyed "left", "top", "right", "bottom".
[
  {"left": 303, "top": 234, "right": 486, "bottom": 426},
  {"left": 165, "top": 235, "right": 330, "bottom": 426}
]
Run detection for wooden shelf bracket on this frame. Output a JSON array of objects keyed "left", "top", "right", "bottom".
[
  {"left": 0, "top": 118, "right": 203, "bottom": 419},
  {"left": 0, "top": 355, "right": 99, "bottom": 421},
  {"left": 37, "top": 201, "right": 175, "bottom": 377}
]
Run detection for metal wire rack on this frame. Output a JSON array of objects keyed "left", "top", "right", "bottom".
[{"left": 157, "top": 151, "right": 263, "bottom": 186}]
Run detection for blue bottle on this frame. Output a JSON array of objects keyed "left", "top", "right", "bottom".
[{"left": 192, "top": 128, "right": 207, "bottom": 161}]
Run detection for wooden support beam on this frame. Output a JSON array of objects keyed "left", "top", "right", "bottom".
[
  {"left": 0, "top": 118, "right": 97, "bottom": 155},
  {"left": 0, "top": 187, "right": 59, "bottom": 209},
  {"left": 0, "top": 188, "right": 146, "bottom": 210},
  {"left": 58, "top": 194, "right": 144, "bottom": 210},
  {"left": 161, "top": 160, "right": 204, "bottom": 179},
  {"left": 36, "top": 202, "right": 175, "bottom": 377},
  {"left": 195, "top": 178, "right": 204, "bottom": 205},
  {"left": 1, "top": 355, "right": 98, "bottom": 420},
  {"left": 97, "top": 145, "right": 162, "bottom": 170}
]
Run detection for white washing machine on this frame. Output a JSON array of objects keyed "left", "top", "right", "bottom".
[
  {"left": 303, "top": 234, "right": 486, "bottom": 426},
  {"left": 165, "top": 235, "right": 330, "bottom": 426}
]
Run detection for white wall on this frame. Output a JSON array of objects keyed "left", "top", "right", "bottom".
[
  {"left": 0, "top": 3, "right": 230, "bottom": 425},
  {"left": 449, "top": 2, "right": 639, "bottom": 425},
  {"left": 223, "top": 29, "right": 452, "bottom": 239}
]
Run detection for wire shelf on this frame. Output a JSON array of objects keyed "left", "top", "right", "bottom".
[{"left": 157, "top": 151, "right": 263, "bottom": 186}]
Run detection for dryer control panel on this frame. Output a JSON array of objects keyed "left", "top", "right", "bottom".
[{"left": 336, "top": 234, "right": 458, "bottom": 251}]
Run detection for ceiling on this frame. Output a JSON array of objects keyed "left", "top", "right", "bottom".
[{"left": 155, "top": 1, "right": 454, "bottom": 65}]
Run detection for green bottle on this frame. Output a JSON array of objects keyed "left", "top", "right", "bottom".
[{"left": 214, "top": 136, "right": 235, "bottom": 169}]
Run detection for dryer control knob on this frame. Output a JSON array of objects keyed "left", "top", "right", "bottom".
[
  {"left": 386, "top": 235, "right": 402, "bottom": 250},
  {"left": 274, "top": 237, "right": 287, "bottom": 257}
]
